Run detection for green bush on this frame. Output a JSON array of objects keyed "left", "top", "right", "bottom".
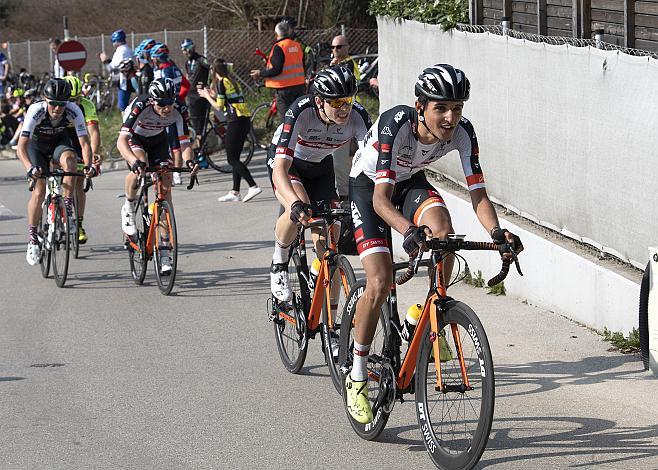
[{"left": 369, "top": 0, "right": 469, "bottom": 31}]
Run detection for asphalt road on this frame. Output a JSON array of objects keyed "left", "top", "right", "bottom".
[{"left": 1, "top": 155, "right": 656, "bottom": 469}]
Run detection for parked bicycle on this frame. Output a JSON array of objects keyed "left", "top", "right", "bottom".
[
  {"left": 195, "top": 111, "right": 255, "bottom": 173},
  {"left": 30, "top": 169, "right": 88, "bottom": 288},
  {"left": 268, "top": 204, "right": 356, "bottom": 391},
  {"left": 83, "top": 74, "right": 115, "bottom": 112},
  {"left": 338, "top": 233, "right": 522, "bottom": 469},
  {"left": 124, "top": 164, "right": 197, "bottom": 295}
]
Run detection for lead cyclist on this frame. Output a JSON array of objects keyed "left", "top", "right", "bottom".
[{"left": 344, "top": 64, "right": 524, "bottom": 423}]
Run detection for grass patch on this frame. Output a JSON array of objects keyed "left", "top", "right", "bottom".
[
  {"left": 487, "top": 282, "right": 506, "bottom": 296},
  {"left": 463, "top": 266, "right": 485, "bottom": 288},
  {"left": 602, "top": 327, "right": 640, "bottom": 353}
]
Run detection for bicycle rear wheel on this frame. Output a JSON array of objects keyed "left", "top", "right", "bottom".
[
  {"left": 128, "top": 197, "right": 149, "bottom": 285},
  {"left": 251, "top": 102, "right": 277, "bottom": 149},
  {"left": 72, "top": 186, "right": 80, "bottom": 259},
  {"left": 51, "top": 198, "right": 70, "bottom": 288},
  {"left": 415, "top": 300, "right": 495, "bottom": 470},
  {"left": 273, "top": 250, "right": 310, "bottom": 373},
  {"left": 154, "top": 200, "right": 178, "bottom": 295},
  {"left": 338, "top": 279, "right": 392, "bottom": 440},
  {"left": 39, "top": 201, "right": 51, "bottom": 278},
  {"left": 321, "top": 254, "right": 356, "bottom": 394}
]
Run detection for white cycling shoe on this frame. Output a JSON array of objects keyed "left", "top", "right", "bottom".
[
  {"left": 26, "top": 241, "right": 41, "bottom": 266},
  {"left": 159, "top": 249, "right": 173, "bottom": 275},
  {"left": 121, "top": 204, "right": 137, "bottom": 236},
  {"left": 270, "top": 263, "right": 291, "bottom": 302}
]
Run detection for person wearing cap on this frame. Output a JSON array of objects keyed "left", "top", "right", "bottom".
[
  {"left": 250, "top": 21, "right": 306, "bottom": 121},
  {"left": 98, "top": 29, "right": 133, "bottom": 111},
  {"left": 181, "top": 38, "right": 210, "bottom": 141}
]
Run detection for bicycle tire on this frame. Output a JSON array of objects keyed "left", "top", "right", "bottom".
[
  {"left": 639, "top": 262, "right": 650, "bottom": 371},
  {"left": 106, "top": 141, "right": 122, "bottom": 163},
  {"left": 154, "top": 200, "right": 178, "bottom": 295},
  {"left": 251, "top": 102, "right": 277, "bottom": 149},
  {"left": 201, "top": 124, "right": 256, "bottom": 174},
  {"left": 338, "top": 279, "right": 392, "bottom": 440},
  {"left": 273, "top": 250, "right": 310, "bottom": 373},
  {"left": 128, "top": 197, "right": 148, "bottom": 285},
  {"left": 415, "top": 300, "right": 495, "bottom": 470},
  {"left": 72, "top": 187, "right": 80, "bottom": 259},
  {"left": 51, "top": 198, "right": 70, "bottom": 288},
  {"left": 39, "top": 201, "right": 51, "bottom": 279},
  {"left": 213, "top": 126, "right": 255, "bottom": 174},
  {"left": 321, "top": 254, "right": 357, "bottom": 394}
]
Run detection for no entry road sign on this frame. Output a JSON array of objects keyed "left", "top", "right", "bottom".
[{"left": 57, "top": 40, "right": 87, "bottom": 71}]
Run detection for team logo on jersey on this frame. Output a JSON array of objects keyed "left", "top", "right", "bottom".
[
  {"left": 380, "top": 159, "right": 388, "bottom": 165},
  {"left": 350, "top": 201, "right": 363, "bottom": 228},
  {"left": 394, "top": 111, "right": 405, "bottom": 123},
  {"left": 380, "top": 126, "right": 393, "bottom": 136},
  {"left": 285, "top": 109, "right": 294, "bottom": 118},
  {"left": 297, "top": 97, "right": 310, "bottom": 107},
  {"left": 422, "top": 150, "right": 429, "bottom": 156},
  {"left": 415, "top": 195, "right": 422, "bottom": 203}
]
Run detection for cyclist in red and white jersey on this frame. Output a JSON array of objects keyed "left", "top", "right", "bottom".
[
  {"left": 267, "top": 65, "right": 371, "bottom": 302},
  {"left": 345, "top": 64, "right": 524, "bottom": 423},
  {"left": 117, "top": 78, "right": 198, "bottom": 271}
]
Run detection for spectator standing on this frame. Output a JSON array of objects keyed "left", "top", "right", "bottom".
[
  {"left": 50, "top": 39, "right": 65, "bottom": 78},
  {"left": 250, "top": 21, "right": 306, "bottom": 121},
  {"left": 98, "top": 29, "right": 133, "bottom": 111},
  {"left": 0, "top": 50, "right": 9, "bottom": 95},
  {"left": 329, "top": 35, "right": 361, "bottom": 82},
  {"left": 181, "top": 38, "right": 210, "bottom": 140}
]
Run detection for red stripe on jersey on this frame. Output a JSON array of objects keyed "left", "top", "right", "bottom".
[
  {"left": 376, "top": 170, "right": 396, "bottom": 181},
  {"left": 373, "top": 141, "right": 379, "bottom": 151},
  {"left": 357, "top": 238, "right": 387, "bottom": 253},
  {"left": 380, "top": 143, "right": 391, "bottom": 153},
  {"left": 297, "top": 138, "right": 343, "bottom": 149},
  {"left": 466, "top": 174, "right": 485, "bottom": 186},
  {"left": 276, "top": 147, "right": 295, "bottom": 157},
  {"left": 283, "top": 124, "right": 292, "bottom": 133},
  {"left": 354, "top": 227, "right": 364, "bottom": 242}
]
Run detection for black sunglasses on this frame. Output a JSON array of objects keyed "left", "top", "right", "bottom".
[
  {"left": 331, "top": 45, "right": 345, "bottom": 49},
  {"left": 152, "top": 98, "right": 174, "bottom": 106}
]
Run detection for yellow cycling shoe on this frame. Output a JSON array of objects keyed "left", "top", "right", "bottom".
[
  {"left": 345, "top": 376, "right": 373, "bottom": 424},
  {"left": 78, "top": 226, "right": 88, "bottom": 244}
]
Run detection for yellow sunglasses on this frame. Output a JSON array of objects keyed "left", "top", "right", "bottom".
[{"left": 325, "top": 96, "right": 355, "bottom": 109}]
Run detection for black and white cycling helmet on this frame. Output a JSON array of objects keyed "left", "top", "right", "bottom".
[
  {"left": 148, "top": 78, "right": 176, "bottom": 101},
  {"left": 311, "top": 65, "right": 357, "bottom": 99},
  {"left": 415, "top": 64, "right": 470, "bottom": 102},
  {"left": 43, "top": 78, "right": 71, "bottom": 101},
  {"left": 119, "top": 57, "right": 134, "bottom": 72}
]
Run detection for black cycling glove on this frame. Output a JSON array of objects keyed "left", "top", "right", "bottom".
[
  {"left": 131, "top": 160, "right": 146, "bottom": 173},
  {"left": 27, "top": 166, "right": 41, "bottom": 179},
  {"left": 290, "top": 200, "right": 311, "bottom": 224},
  {"left": 402, "top": 225, "right": 428, "bottom": 256},
  {"left": 185, "top": 159, "right": 197, "bottom": 170},
  {"left": 491, "top": 227, "right": 523, "bottom": 254}
]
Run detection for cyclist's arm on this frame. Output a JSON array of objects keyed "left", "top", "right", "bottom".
[
  {"left": 272, "top": 157, "right": 298, "bottom": 208},
  {"left": 117, "top": 102, "right": 144, "bottom": 166},
  {"left": 16, "top": 135, "right": 31, "bottom": 171},
  {"left": 454, "top": 118, "right": 500, "bottom": 233},
  {"left": 17, "top": 104, "right": 39, "bottom": 170},
  {"left": 86, "top": 122, "right": 100, "bottom": 156}
]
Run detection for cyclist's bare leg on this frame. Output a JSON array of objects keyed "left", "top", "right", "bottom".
[
  {"left": 354, "top": 252, "right": 393, "bottom": 345},
  {"left": 274, "top": 181, "right": 309, "bottom": 248},
  {"left": 28, "top": 179, "right": 46, "bottom": 227},
  {"left": 123, "top": 148, "right": 147, "bottom": 201},
  {"left": 59, "top": 151, "right": 78, "bottom": 198},
  {"left": 417, "top": 205, "right": 455, "bottom": 285},
  {"left": 172, "top": 148, "right": 182, "bottom": 169}
]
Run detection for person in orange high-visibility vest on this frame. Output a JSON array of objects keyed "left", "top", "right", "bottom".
[{"left": 250, "top": 21, "right": 306, "bottom": 121}]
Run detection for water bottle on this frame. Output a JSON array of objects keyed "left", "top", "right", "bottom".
[
  {"left": 309, "top": 258, "right": 321, "bottom": 291},
  {"left": 401, "top": 303, "right": 423, "bottom": 343}
]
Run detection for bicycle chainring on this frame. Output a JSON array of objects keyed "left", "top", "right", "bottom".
[{"left": 380, "top": 361, "right": 397, "bottom": 414}]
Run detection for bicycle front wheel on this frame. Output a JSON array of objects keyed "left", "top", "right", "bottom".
[
  {"left": 51, "top": 198, "right": 70, "bottom": 288},
  {"left": 39, "top": 202, "right": 51, "bottom": 279},
  {"left": 321, "top": 254, "right": 356, "bottom": 394},
  {"left": 153, "top": 200, "right": 178, "bottom": 295},
  {"left": 199, "top": 126, "right": 227, "bottom": 173},
  {"left": 338, "top": 279, "right": 392, "bottom": 440},
  {"left": 128, "top": 197, "right": 148, "bottom": 285},
  {"left": 415, "top": 300, "right": 495, "bottom": 470},
  {"left": 273, "top": 250, "right": 310, "bottom": 373}
]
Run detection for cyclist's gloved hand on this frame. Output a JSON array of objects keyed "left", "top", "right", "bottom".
[
  {"left": 185, "top": 158, "right": 199, "bottom": 175},
  {"left": 27, "top": 166, "right": 41, "bottom": 180},
  {"left": 290, "top": 200, "right": 311, "bottom": 225},
  {"left": 491, "top": 227, "right": 524, "bottom": 256},
  {"left": 131, "top": 160, "right": 146, "bottom": 175},
  {"left": 402, "top": 225, "right": 430, "bottom": 256},
  {"left": 84, "top": 165, "right": 98, "bottom": 178}
]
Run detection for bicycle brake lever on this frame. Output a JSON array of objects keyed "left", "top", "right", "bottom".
[
  {"left": 509, "top": 248, "right": 523, "bottom": 276},
  {"left": 413, "top": 252, "right": 423, "bottom": 274}
]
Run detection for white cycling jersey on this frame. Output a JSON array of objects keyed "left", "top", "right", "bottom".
[
  {"left": 119, "top": 95, "right": 189, "bottom": 145},
  {"left": 350, "top": 105, "right": 485, "bottom": 190},
  {"left": 21, "top": 100, "right": 87, "bottom": 141},
  {"left": 271, "top": 94, "right": 371, "bottom": 164}
]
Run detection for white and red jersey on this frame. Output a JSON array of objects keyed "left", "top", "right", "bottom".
[
  {"left": 272, "top": 94, "right": 371, "bottom": 164},
  {"left": 350, "top": 105, "right": 485, "bottom": 190},
  {"left": 120, "top": 95, "right": 189, "bottom": 145},
  {"left": 21, "top": 100, "right": 87, "bottom": 142}
]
